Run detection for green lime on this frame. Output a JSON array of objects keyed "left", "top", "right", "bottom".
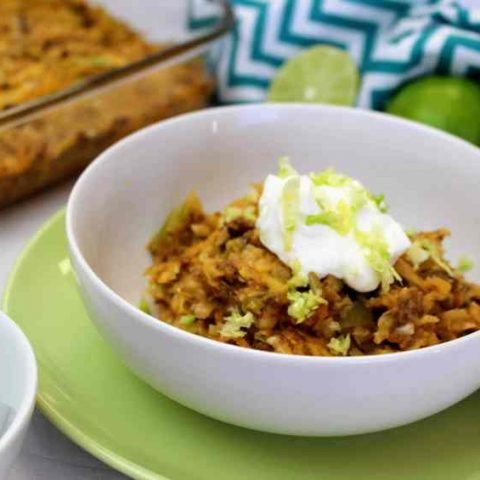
[
  {"left": 386, "top": 76, "right": 480, "bottom": 145},
  {"left": 267, "top": 45, "right": 359, "bottom": 105}
]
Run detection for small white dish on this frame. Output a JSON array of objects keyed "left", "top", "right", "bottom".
[
  {"left": 67, "top": 104, "right": 480, "bottom": 436},
  {"left": 0, "top": 311, "right": 37, "bottom": 476}
]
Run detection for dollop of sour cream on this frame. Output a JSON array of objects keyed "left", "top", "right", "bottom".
[{"left": 256, "top": 159, "right": 411, "bottom": 292}]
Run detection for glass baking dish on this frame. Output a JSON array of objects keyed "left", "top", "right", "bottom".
[{"left": 0, "top": 0, "right": 233, "bottom": 209}]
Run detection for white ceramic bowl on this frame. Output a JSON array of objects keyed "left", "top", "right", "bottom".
[
  {"left": 67, "top": 105, "right": 480, "bottom": 436},
  {"left": 0, "top": 311, "right": 36, "bottom": 475}
]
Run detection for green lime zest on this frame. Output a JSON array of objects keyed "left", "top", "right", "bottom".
[
  {"left": 180, "top": 314, "right": 197, "bottom": 325},
  {"left": 267, "top": 45, "right": 359, "bottom": 106},
  {"left": 350, "top": 187, "right": 370, "bottom": 212},
  {"left": 308, "top": 168, "right": 386, "bottom": 236},
  {"left": 306, "top": 200, "right": 355, "bottom": 236},
  {"left": 310, "top": 167, "right": 352, "bottom": 188},
  {"left": 457, "top": 256, "right": 474, "bottom": 274},
  {"left": 371, "top": 193, "right": 388, "bottom": 213},
  {"left": 220, "top": 309, "right": 255, "bottom": 338},
  {"left": 309, "top": 185, "right": 369, "bottom": 236},
  {"left": 327, "top": 334, "right": 351, "bottom": 356},
  {"left": 355, "top": 226, "right": 401, "bottom": 292},
  {"left": 281, "top": 175, "right": 301, "bottom": 251},
  {"left": 287, "top": 289, "right": 326, "bottom": 323},
  {"left": 278, "top": 157, "right": 298, "bottom": 178}
]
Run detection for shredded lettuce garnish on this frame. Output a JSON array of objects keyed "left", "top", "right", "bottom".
[
  {"left": 180, "top": 314, "right": 197, "bottom": 325},
  {"left": 355, "top": 226, "right": 401, "bottom": 292},
  {"left": 287, "top": 289, "right": 326, "bottom": 323},
  {"left": 287, "top": 262, "right": 326, "bottom": 322},
  {"left": 281, "top": 175, "right": 300, "bottom": 251},
  {"left": 406, "top": 243, "right": 430, "bottom": 270},
  {"left": 416, "top": 239, "right": 454, "bottom": 276},
  {"left": 287, "top": 260, "right": 308, "bottom": 289},
  {"left": 139, "top": 298, "right": 151, "bottom": 315},
  {"left": 278, "top": 157, "right": 298, "bottom": 178},
  {"left": 223, "top": 205, "right": 256, "bottom": 223},
  {"left": 406, "top": 239, "right": 454, "bottom": 276},
  {"left": 457, "top": 256, "right": 474, "bottom": 274},
  {"left": 220, "top": 309, "right": 255, "bottom": 338},
  {"left": 327, "top": 334, "right": 351, "bottom": 356}
]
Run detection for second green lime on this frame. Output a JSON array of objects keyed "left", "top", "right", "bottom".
[
  {"left": 386, "top": 76, "right": 480, "bottom": 145},
  {"left": 268, "top": 45, "right": 359, "bottom": 105}
]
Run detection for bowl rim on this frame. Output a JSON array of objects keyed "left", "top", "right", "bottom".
[
  {"left": 0, "top": 311, "right": 37, "bottom": 454},
  {"left": 66, "top": 103, "right": 480, "bottom": 365}
]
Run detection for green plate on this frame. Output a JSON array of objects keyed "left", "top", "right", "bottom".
[{"left": 4, "top": 211, "right": 480, "bottom": 480}]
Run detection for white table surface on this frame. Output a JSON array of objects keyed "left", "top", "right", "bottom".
[
  {"left": 1, "top": 0, "right": 480, "bottom": 477},
  {"left": 0, "top": 183, "right": 127, "bottom": 480}
]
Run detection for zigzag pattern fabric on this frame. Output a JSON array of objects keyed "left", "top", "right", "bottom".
[{"left": 189, "top": 0, "right": 480, "bottom": 109}]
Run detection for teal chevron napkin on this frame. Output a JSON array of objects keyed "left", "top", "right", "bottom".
[{"left": 189, "top": 0, "right": 480, "bottom": 110}]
